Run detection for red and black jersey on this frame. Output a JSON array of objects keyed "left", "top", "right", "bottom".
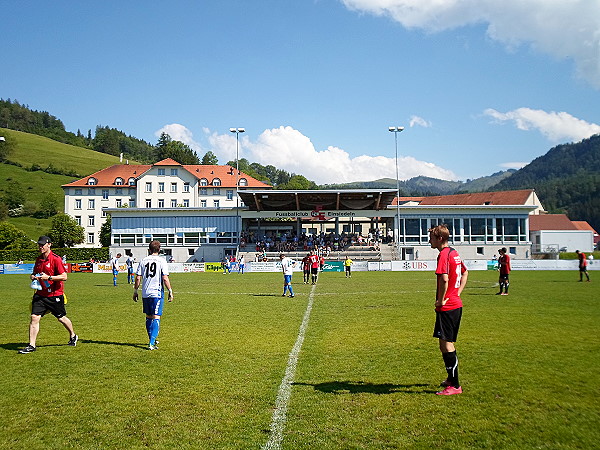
[
  {"left": 435, "top": 247, "right": 467, "bottom": 312},
  {"left": 33, "top": 251, "right": 66, "bottom": 297},
  {"left": 499, "top": 254, "right": 511, "bottom": 275}
]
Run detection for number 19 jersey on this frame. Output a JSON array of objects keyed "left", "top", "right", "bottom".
[{"left": 137, "top": 255, "right": 169, "bottom": 298}]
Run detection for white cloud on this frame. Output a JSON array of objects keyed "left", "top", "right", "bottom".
[
  {"left": 155, "top": 124, "right": 203, "bottom": 153},
  {"left": 205, "top": 125, "right": 457, "bottom": 184},
  {"left": 499, "top": 161, "right": 528, "bottom": 170},
  {"left": 484, "top": 107, "right": 600, "bottom": 142},
  {"left": 341, "top": 0, "right": 600, "bottom": 88},
  {"left": 409, "top": 115, "right": 432, "bottom": 128}
]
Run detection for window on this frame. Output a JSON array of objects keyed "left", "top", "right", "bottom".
[
  {"left": 212, "top": 178, "right": 221, "bottom": 186},
  {"left": 183, "top": 182, "right": 190, "bottom": 193},
  {"left": 88, "top": 199, "right": 95, "bottom": 209},
  {"left": 87, "top": 233, "right": 95, "bottom": 244},
  {"left": 101, "top": 210, "right": 107, "bottom": 217},
  {"left": 102, "top": 189, "right": 109, "bottom": 200},
  {"left": 226, "top": 190, "right": 234, "bottom": 200},
  {"left": 158, "top": 182, "right": 165, "bottom": 193},
  {"left": 128, "top": 177, "right": 136, "bottom": 185},
  {"left": 158, "top": 199, "right": 165, "bottom": 208},
  {"left": 75, "top": 199, "right": 82, "bottom": 209},
  {"left": 87, "top": 188, "right": 96, "bottom": 195},
  {"left": 88, "top": 216, "right": 95, "bottom": 226},
  {"left": 200, "top": 200, "right": 207, "bottom": 208},
  {"left": 239, "top": 178, "right": 248, "bottom": 186},
  {"left": 158, "top": 168, "right": 165, "bottom": 176},
  {"left": 476, "top": 247, "right": 484, "bottom": 255},
  {"left": 213, "top": 188, "right": 220, "bottom": 195},
  {"left": 200, "top": 178, "right": 208, "bottom": 186},
  {"left": 115, "top": 188, "right": 123, "bottom": 195},
  {"left": 145, "top": 182, "right": 152, "bottom": 192},
  {"left": 509, "top": 247, "right": 517, "bottom": 254},
  {"left": 170, "top": 182, "right": 177, "bottom": 193},
  {"left": 171, "top": 169, "right": 178, "bottom": 176},
  {"left": 183, "top": 199, "right": 189, "bottom": 207},
  {"left": 75, "top": 216, "right": 81, "bottom": 225},
  {"left": 213, "top": 200, "right": 220, "bottom": 208},
  {"left": 130, "top": 200, "right": 136, "bottom": 208},
  {"left": 116, "top": 199, "right": 122, "bottom": 207},
  {"left": 115, "top": 177, "right": 123, "bottom": 185},
  {"left": 171, "top": 199, "right": 177, "bottom": 208},
  {"left": 145, "top": 199, "right": 151, "bottom": 208},
  {"left": 75, "top": 189, "right": 82, "bottom": 195},
  {"left": 200, "top": 188, "right": 207, "bottom": 195},
  {"left": 88, "top": 177, "right": 97, "bottom": 185}
]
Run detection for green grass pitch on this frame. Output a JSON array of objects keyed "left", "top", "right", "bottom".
[{"left": 1, "top": 270, "right": 598, "bottom": 448}]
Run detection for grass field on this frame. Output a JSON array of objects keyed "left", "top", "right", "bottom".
[{"left": 1, "top": 270, "right": 598, "bottom": 449}]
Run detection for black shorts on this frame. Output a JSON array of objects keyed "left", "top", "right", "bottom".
[
  {"left": 499, "top": 274, "right": 509, "bottom": 281},
  {"left": 345, "top": 266, "right": 351, "bottom": 272},
  {"left": 311, "top": 267, "right": 319, "bottom": 275},
  {"left": 580, "top": 265, "right": 588, "bottom": 272},
  {"left": 31, "top": 294, "right": 67, "bottom": 318},
  {"left": 433, "top": 308, "right": 462, "bottom": 342}
]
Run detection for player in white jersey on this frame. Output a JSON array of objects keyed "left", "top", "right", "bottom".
[
  {"left": 111, "top": 253, "right": 121, "bottom": 286},
  {"left": 279, "top": 253, "right": 296, "bottom": 298},
  {"left": 133, "top": 240, "right": 174, "bottom": 350}
]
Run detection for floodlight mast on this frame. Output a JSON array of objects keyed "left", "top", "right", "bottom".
[
  {"left": 229, "top": 127, "right": 245, "bottom": 256},
  {"left": 388, "top": 126, "right": 404, "bottom": 253}
]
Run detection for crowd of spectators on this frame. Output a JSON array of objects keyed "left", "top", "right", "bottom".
[{"left": 240, "top": 229, "right": 387, "bottom": 260}]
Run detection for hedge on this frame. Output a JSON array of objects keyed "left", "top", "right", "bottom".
[{"left": 0, "top": 247, "right": 109, "bottom": 263}]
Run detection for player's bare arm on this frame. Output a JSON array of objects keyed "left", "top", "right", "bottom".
[{"left": 435, "top": 273, "right": 449, "bottom": 308}]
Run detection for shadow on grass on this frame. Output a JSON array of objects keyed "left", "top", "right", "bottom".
[
  {"left": 293, "top": 380, "right": 436, "bottom": 395},
  {"left": 1, "top": 340, "right": 147, "bottom": 351},
  {"left": 252, "top": 293, "right": 285, "bottom": 297}
]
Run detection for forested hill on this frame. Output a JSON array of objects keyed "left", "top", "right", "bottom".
[{"left": 492, "top": 134, "right": 600, "bottom": 231}]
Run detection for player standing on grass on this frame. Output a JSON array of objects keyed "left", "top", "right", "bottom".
[
  {"left": 19, "top": 236, "right": 78, "bottom": 354},
  {"left": 309, "top": 250, "right": 320, "bottom": 285},
  {"left": 279, "top": 253, "right": 296, "bottom": 298},
  {"left": 496, "top": 247, "right": 511, "bottom": 295},
  {"left": 344, "top": 255, "right": 353, "bottom": 278},
  {"left": 111, "top": 253, "right": 121, "bottom": 286},
  {"left": 302, "top": 253, "right": 311, "bottom": 284},
  {"left": 133, "top": 240, "right": 174, "bottom": 350},
  {"left": 429, "top": 224, "right": 468, "bottom": 395},
  {"left": 576, "top": 250, "right": 590, "bottom": 282}
]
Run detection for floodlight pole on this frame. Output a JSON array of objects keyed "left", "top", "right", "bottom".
[
  {"left": 229, "top": 127, "right": 245, "bottom": 255},
  {"left": 388, "top": 126, "right": 404, "bottom": 252}
]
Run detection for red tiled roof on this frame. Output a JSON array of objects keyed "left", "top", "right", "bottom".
[
  {"left": 62, "top": 159, "right": 271, "bottom": 188},
  {"left": 418, "top": 189, "right": 534, "bottom": 206},
  {"left": 62, "top": 164, "right": 152, "bottom": 187},
  {"left": 394, "top": 197, "right": 425, "bottom": 205},
  {"left": 572, "top": 221, "right": 598, "bottom": 234},
  {"left": 529, "top": 214, "right": 577, "bottom": 231}
]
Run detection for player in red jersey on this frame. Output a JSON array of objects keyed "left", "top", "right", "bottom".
[
  {"left": 301, "top": 254, "right": 311, "bottom": 284},
  {"left": 576, "top": 250, "right": 590, "bottom": 282},
  {"left": 308, "top": 250, "right": 320, "bottom": 285},
  {"left": 429, "top": 224, "right": 468, "bottom": 395},
  {"left": 496, "top": 247, "right": 511, "bottom": 295},
  {"left": 19, "top": 236, "right": 78, "bottom": 354}
]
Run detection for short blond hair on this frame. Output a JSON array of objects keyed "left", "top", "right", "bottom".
[{"left": 428, "top": 224, "right": 450, "bottom": 243}]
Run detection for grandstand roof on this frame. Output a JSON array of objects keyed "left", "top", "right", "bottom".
[
  {"left": 238, "top": 189, "right": 398, "bottom": 211},
  {"left": 418, "top": 189, "right": 536, "bottom": 206}
]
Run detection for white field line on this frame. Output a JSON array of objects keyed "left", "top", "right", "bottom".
[{"left": 263, "top": 284, "right": 316, "bottom": 450}]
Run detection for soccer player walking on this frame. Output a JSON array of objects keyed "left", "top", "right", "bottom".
[
  {"left": 279, "top": 253, "right": 296, "bottom": 298},
  {"left": 19, "top": 236, "right": 78, "bottom": 354},
  {"left": 576, "top": 250, "right": 590, "bottom": 282},
  {"left": 111, "top": 253, "right": 122, "bottom": 286},
  {"left": 496, "top": 247, "right": 511, "bottom": 295},
  {"left": 133, "top": 240, "right": 174, "bottom": 350},
  {"left": 428, "top": 224, "right": 468, "bottom": 395},
  {"left": 344, "top": 256, "right": 353, "bottom": 278}
]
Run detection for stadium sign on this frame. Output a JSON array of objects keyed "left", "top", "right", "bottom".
[{"left": 265, "top": 210, "right": 358, "bottom": 220}]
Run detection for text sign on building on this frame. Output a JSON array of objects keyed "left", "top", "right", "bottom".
[{"left": 262, "top": 210, "right": 358, "bottom": 220}]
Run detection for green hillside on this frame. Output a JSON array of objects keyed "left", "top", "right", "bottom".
[{"left": 0, "top": 128, "right": 125, "bottom": 240}]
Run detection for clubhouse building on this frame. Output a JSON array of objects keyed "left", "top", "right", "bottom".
[{"left": 62, "top": 159, "right": 593, "bottom": 262}]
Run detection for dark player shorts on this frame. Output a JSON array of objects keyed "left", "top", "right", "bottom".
[
  {"left": 311, "top": 267, "right": 319, "bottom": 275},
  {"left": 31, "top": 294, "right": 67, "bottom": 318},
  {"left": 433, "top": 307, "right": 462, "bottom": 342},
  {"left": 499, "top": 274, "right": 509, "bottom": 281},
  {"left": 579, "top": 265, "right": 588, "bottom": 272}
]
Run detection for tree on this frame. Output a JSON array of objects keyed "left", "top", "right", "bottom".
[
  {"left": 99, "top": 215, "right": 112, "bottom": 247},
  {"left": 3, "top": 180, "right": 26, "bottom": 210},
  {"left": 49, "top": 213, "right": 84, "bottom": 248},
  {"left": 0, "top": 222, "right": 35, "bottom": 250},
  {"left": 157, "top": 139, "right": 200, "bottom": 164},
  {"left": 38, "top": 194, "right": 58, "bottom": 218},
  {"left": 201, "top": 151, "right": 219, "bottom": 165},
  {"left": 0, "top": 131, "right": 16, "bottom": 161}
]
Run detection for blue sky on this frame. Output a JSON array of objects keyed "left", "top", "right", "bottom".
[{"left": 2, "top": 0, "right": 599, "bottom": 184}]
